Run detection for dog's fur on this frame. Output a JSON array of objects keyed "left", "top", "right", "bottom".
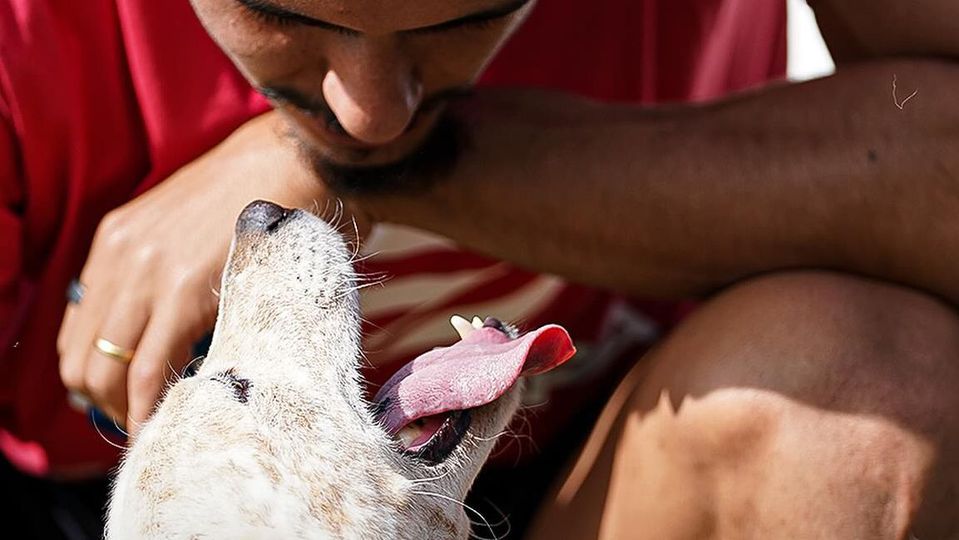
[{"left": 106, "top": 206, "right": 525, "bottom": 539}]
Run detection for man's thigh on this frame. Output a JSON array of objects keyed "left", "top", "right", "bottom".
[{"left": 528, "top": 271, "right": 959, "bottom": 540}]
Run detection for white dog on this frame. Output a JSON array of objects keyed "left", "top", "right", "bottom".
[{"left": 106, "top": 200, "right": 574, "bottom": 539}]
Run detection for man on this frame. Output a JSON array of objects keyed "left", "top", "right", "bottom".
[{"left": 2, "top": 0, "right": 958, "bottom": 538}]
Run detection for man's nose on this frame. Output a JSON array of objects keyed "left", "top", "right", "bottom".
[{"left": 323, "top": 44, "right": 422, "bottom": 145}]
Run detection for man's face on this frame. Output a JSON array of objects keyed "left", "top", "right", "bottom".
[{"left": 191, "top": 0, "right": 533, "bottom": 175}]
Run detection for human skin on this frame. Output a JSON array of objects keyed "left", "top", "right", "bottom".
[
  {"left": 198, "top": 0, "right": 959, "bottom": 305},
  {"left": 62, "top": 0, "right": 958, "bottom": 479},
  {"left": 58, "top": 0, "right": 535, "bottom": 432},
  {"left": 57, "top": 113, "right": 338, "bottom": 431},
  {"left": 360, "top": 13, "right": 959, "bottom": 305},
  {"left": 529, "top": 271, "right": 959, "bottom": 538},
  {"left": 187, "top": 1, "right": 959, "bottom": 536}
]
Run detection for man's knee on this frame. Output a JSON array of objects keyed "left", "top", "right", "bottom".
[
  {"left": 638, "top": 271, "right": 959, "bottom": 418},
  {"left": 620, "top": 271, "right": 959, "bottom": 538}
]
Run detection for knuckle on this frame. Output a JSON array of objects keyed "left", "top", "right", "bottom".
[
  {"left": 95, "top": 211, "right": 130, "bottom": 251},
  {"left": 131, "top": 244, "right": 160, "bottom": 268},
  {"left": 128, "top": 361, "right": 162, "bottom": 394}
]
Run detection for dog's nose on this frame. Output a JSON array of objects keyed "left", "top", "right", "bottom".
[{"left": 236, "top": 200, "right": 290, "bottom": 234}]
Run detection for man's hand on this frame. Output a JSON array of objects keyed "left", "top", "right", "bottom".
[{"left": 57, "top": 111, "right": 362, "bottom": 435}]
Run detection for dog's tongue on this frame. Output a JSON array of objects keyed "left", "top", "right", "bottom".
[{"left": 374, "top": 323, "right": 575, "bottom": 434}]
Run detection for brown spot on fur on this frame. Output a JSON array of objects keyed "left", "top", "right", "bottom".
[
  {"left": 155, "top": 487, "right": 177, "bottom": 505},
  {"left": 252, "top": 439, "right": 283, "bottom": 486},
  {"left": 308, "top": 483, "right": 347, "bottom": 535},
  {"left": 427, "top": 509, "right": 458, "bottom": 538}
]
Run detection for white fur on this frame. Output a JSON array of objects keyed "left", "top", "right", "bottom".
[{"left": 106, "top": 209, "right": 524, "bottom": 539}]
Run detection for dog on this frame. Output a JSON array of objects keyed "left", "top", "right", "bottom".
[{"left": 106, "top": 200, "right": 575, "bottom": 539}]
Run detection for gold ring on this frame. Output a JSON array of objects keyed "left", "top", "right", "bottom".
[{"left": 94, "top": 337, "right": 134, "bottom": 364}]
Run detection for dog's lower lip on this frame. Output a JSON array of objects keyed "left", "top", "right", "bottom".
[{"left": 401, "top": 410, "right": 472, "bottom": 465}]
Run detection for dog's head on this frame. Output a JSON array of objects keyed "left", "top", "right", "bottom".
[{"left": 106, "top": 200, "right": 574, "bottom": 539}]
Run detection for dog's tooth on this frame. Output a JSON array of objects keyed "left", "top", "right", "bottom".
[
  {"left": 450, "top": 315, "right": 475, "bottom": 340},
  {"left": 471, "top": 316, "right": 484, "bottom": 329},
  {"left": 397, "top": 425, "right": 421, "bottom": 449}
]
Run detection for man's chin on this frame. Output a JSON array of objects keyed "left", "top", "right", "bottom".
[{"left": 296, "top": 114, "right": 465, "bottom": 197}]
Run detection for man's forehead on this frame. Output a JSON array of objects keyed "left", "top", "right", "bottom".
[{"left": 267, "top": 0, "right": 521, "bottom": 34}]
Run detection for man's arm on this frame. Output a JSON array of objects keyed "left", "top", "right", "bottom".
[{"left": 358, "top": 0, "right": 959, "bottom": 302}]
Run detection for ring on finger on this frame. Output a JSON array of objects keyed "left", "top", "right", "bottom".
[
  {"left": 66, "top": 278, "right": 86, "bottom": 305},
  {"left": 94, "top": 337, "right": 135, "bottom": 364}
]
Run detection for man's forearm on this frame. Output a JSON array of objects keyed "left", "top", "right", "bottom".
[{"left": 361, "top": 58, "right": 959, "bottom": 301}]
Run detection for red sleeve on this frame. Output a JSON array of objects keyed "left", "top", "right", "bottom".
[{"left": 0, "top": 78, "right": 27, "bottom": 354}]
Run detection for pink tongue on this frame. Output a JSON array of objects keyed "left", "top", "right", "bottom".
[{"left": 374, "top": 325, "right": 576, "bottom": 435}]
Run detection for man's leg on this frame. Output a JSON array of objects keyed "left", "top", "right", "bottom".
[{"left": 528, "top": 271, "right": 959, "bottom": 539}]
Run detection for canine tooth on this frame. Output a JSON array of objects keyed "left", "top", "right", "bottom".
[
  {"left": 471, "top": 316, "right": 484, "bottom": 329},
  {"left": 450, "top": 315, "right": 474, "bottom": 340}
]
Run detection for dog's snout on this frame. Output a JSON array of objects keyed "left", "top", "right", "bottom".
[{"left": 237, "top": 200, "right": 290, "bottom": 234}]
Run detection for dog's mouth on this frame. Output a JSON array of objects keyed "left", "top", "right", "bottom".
[
  {"left": 373, "top": 316, "right": 575, "bottom": 464},
  {"left": 390, "top": 409, "right": 472, "bottom": 464}
]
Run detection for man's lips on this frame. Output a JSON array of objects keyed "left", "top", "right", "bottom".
[
  {"left": 292, "top": 107, "right": 438, "bottom": 158},
  {"left": 302, "top": 116, "right": 380, "bottom": 151}
]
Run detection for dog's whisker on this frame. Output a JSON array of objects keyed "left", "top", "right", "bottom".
[
  {"left": 471, "top": 430, "right": 511, "bottom": 443},
  {"left": 110, "top": 415, "right": 131, "bottom": 438},
  {"left": 410, "top": 467, "right": 456, "bottom": 486},
  {"left": 108, "top": 207, "right": 574, "bottom": 539},
  {"left": 473, "top": 497, "right": 512, "bottom": 535},
  {"left": 350, "top": 281, "right": 387, "bottom": 293},
  {"left": 90, "top": 410, "right": 127, "bottom": 450},
  {"left": 125, "top": 414, "right": 144, "bottom": 431},
  {"left": 355, "top": 349, "right": 379, "bottom": 370},
  {"left": 179, "top": 355, "right": 206, "bottom": 379},
  {"left": 347, "top": 250, "right": 383, "bottom": 266},
  {"left": 358, "top": 315, "right": 385, "bottom": 334},
  {"left": 328, "top": 198, "right": 345, "bottom": 231},
  {"left": 412, "top": 490, "right": 500, "bottom": 540},
  {"left": 332, "top": 279, "right": 388, "bottom": 301},
  {"left": 345, "top": 268, "right": 388, "bottom": 280}
]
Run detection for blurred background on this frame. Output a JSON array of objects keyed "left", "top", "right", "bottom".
[{"left": 787, "top": 0, "right": 835, "bottom": 81}]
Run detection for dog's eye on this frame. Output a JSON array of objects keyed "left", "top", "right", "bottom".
[{"left": 210, "top": 369, "right": 253, "bottom": 404}]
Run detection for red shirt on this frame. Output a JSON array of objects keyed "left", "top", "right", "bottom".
[{"left": 0, "top": 0, "right": 784, "bottom": 476}]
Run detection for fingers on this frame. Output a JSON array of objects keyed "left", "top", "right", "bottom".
[
  {"left": 58, "top": 281, "right": 117, "bottom": 407},
  {"left": 58, "top": 207, "right": 211, "bottom": 434},
  {"left": 53, "top": 111, "right": 331, "bottom": 442},
  {"left": 60, "top": 284, "right": 200, "bottom": 436},
  {"left": 58, "top": 210, "right": 132, "bottom": 399},
  {"left": 82, "top": 291, "right": 149, "bottom": 421},
  {"left": 126, "top": 302, "right": 196, "bottom": 438}
]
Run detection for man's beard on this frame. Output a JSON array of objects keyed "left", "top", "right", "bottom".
[
  {"left": 296, "top": 112, "right": 467, "bottom": 197},
  {"left": 264, "top": 85, "right": 471, "bottom": 197}
]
